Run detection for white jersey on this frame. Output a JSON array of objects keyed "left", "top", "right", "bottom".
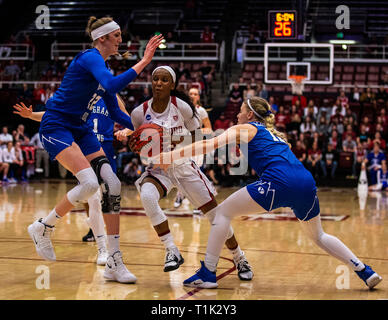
[
  {"left": 131, "top": 96, "right": 200, "bottom": 155},
  {"left": 195, "top": 105, "right": 209, "bottom": 126}
]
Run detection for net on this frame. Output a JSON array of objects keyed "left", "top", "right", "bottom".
[{"left": 289, "top": 75, "right": 306, "bottom": 95}]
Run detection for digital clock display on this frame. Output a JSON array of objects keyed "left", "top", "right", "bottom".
[{"left": 268, "top": 10, "right": 297, "bottom": 40}]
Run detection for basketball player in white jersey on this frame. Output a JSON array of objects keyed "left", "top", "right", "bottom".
[
  {"left": 173, "top": 86, "right": 213, "bottom": 211},
  {"left": 116, "top": 66, "right": 253, "bottom": 280}
]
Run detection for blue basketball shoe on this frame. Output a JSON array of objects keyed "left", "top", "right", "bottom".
[
  {"left": 183, "top": 261, "right": 218, "bottom": 289},
  {"left": 355, "top": 265, "right": 382, "bottom": 289}
]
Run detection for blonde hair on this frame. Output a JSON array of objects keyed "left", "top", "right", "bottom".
[
  {"left": 246, "top": 96, "right": 290, "bottom": 147},
  {"left": 85, "top": 16, "right": 130, "bottom": 59}
]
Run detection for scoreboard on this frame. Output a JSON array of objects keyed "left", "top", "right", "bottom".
[{"left": 268, "top": 10, "right": 297, "bottom": 40}]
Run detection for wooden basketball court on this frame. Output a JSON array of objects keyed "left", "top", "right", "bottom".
[{"left": 0, "top": 181, "right": 387, "bottom": 300}]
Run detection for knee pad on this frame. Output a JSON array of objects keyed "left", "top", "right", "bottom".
[
  {"left": 90, "top": 156, "right": 110, "bottom": 184},
  {"left": 206, "top": 207, "right": 234, "bottom": 239},
  {"left": 100, "top": 182, "right": 110, "bottom": 214},
  {"left": 110, "top": 195, "right": 121, "bottom": 214},
  {"left": 67, "top": 167, "right": 99, "bottom": 205},
  {"left": 140, "top": 183, "right": 166, "bottom": 226}
]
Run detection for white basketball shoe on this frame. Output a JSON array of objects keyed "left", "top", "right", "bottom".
[
  {"left": 96, "top": 247, "right": 109, "bottom": 266},
  {"left": 104, "top": 251, "right": 137, "bottom": 283},
  {"left": 27, "top": 218, "right": 56, "bottom": 261}
]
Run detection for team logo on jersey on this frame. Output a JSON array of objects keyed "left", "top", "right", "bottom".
[
  {"left": 173, "top": 115, "right": 178, "bottom": 121},
  {"left": 258, "top": 186, "right": 265, "bottom": 194},
  {"left": 146, "top": 114, "right": 151, "bottom": 120}
]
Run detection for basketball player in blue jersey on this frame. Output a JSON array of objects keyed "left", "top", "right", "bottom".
[
  {"left": 23, "top": 15, "right": 163, "bottom": 284},
  {"left": 154, "top": 96, "right": 382, "bottom": 290},
  {"left": 14, "top": 95, "right": 129, "bottom": 266}
]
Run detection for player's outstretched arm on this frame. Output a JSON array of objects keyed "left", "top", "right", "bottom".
[
  {"left": 131, "top": 34, "right": 164, "bottom": 75},
  {"left": 13, "top": 102, "right": 45, "bottom": 122}
]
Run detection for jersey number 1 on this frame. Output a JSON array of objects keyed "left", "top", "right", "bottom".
[{"left": 93, "top": 118, "right": 98, "bottom": 133}]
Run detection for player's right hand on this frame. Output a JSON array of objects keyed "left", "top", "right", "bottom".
[
  {"left": 13, "top": 102, "right": 32, "bottom": 119},
  {"left": 114, "top": 128, "right": 132, "bottom": 141}
]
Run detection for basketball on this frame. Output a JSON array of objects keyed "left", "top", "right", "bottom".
[{"left": 129, "top": 123, "right": 164, "bottom": 157}]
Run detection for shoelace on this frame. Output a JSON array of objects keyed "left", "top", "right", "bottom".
[
  {"left": 237, "top": 259, "right": 251, "bottom": 273},
  {"left": 165, "top": 250, "right": 177, "bottom": 263}
]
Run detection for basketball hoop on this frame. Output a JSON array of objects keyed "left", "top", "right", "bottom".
[{"left": 289, "top": 75, "right": 306, "bottom": 95}]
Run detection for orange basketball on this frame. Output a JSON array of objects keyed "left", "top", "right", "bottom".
[{"left": 129, "top": 123, "right": 164, "bottom": 157}]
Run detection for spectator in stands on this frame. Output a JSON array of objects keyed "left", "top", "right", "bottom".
[
  {"left": 337, "top": 89, "right": 349, "bottom": 107},
  {"left": 123, "top": 157, "right": 143, "bottom": 184},
  {"left": 268, "top": 96, "right": 278, "bottom": 113},
  {"left": 14, "top": 124, "right": 29, "bottom": 145},
  {"left": 228, "top": 83, "right": 243, "bottom": 104},
  {"left": 2, "top": 59, "right": 21, "bottom": 80},
  {"left": 350, "top": 86, "right": 360, "bottom": 102},
  {"left": 18, "top": 83, "right": 33, "bottom": 102},
  {"left": 331, "top": 99, "right": 346, "bottom": 117},
  {"left": 127, "top": 35, "right": 140, "bottom": 59},
  {"left": 243, "top": 84, "right": 256, "bottom": 100},
  {"left": 292, "top": 140, "right": 307, "bottom": 166},
  {"left": 292, "top": 92, "right": 307, "bottom": 109},
  {"left": 257, "top": 83, "right": 268, "bottom": 100},
  {"left": 306, "top": 141, "right": 322, "bottom": 178},
  {"left": 364, "top": 141, "right": 386, "bottom": 185},
  {"left": 379, "top": 108, "right": 388, "bottom": 127},
  {"left": 200, "top": 25, "right": 214, "bottom": 43},
  {"left": 357, "top": 124, "right": 371, "bottom": 147},
  {"left": 21, "top": 34, "right": 35, "bottom": 58},
  {"left": 287, "top": 113, "right": 301, "bottom": 136},
  {"left": 342, "top": 124, "right": 356, "bottom": 141},
  {"left": 114, "top": 134, "right": 134, "bottom": 177},
  {"left": 360, "top": 87, "right": 375, "bottom": 104},
  {"left": 214, "top": 113, "right": 229, "bottom": 131},
  {"left": 344, "top": 107, "right": 358, "bottom": 127},
  {"left": 316, "top": 116, "right": 329, "bottom": 138},
  {"left": 343, "top": 133, "right": 357, "bottom": 177},
  {"left": 33, "top": 83, "right": 46, "bottom": 106},
  {"left": 329, "top": 113, "right": 344, "bottom": 136},
  {"left": 30, "top": 131, "right": 49, "bottom": 178},
  {"left": 311, "top": 131, "right": 324, "bottom": 150},
  {"left": 275, "top": 105, "right": 290, "bottom": 132},
  {"left": 360, "top": 115, "right": 373, "bottom": 134},
  {"left": 199, "top": 60, "right": 215, "bottom": 93},
  {"left": 0, "top": 148, "right": 10, "bottom": 182},
  {"left": 376, "top": 86, "right": 388, "bottom": 104},
  {"left": 177, "top": 62, "right": 191, "bottom": 82},
  {"left": 237, "top": 77, "right": 247, "bottom": 93},
  {"left": 300, "top": 116, "right": 316, "bottom": 134},
  {"left": 0, "top": 126, "right": 13, "bottom": 149},
  {"left": 245, "top": 33, "right": 259, "bottom": 57},
  {"left": 369, "top": 131, "right": 386, "bottom": 151},
  {"left": 329, "top": 129, "right": 341, "bottom": 151},
  {"left": 304, "top": 99, "right": 318, "bottom": 120},
  {"left": 290, "top": 103, "right": 302, "bottom": 117},
  {"left": 321, "top": 143, "right": 338, "bottom": 179}
]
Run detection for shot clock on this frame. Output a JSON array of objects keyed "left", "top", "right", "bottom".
[{"left": 268, "top": 10, "right": 297, "bottom": 40}]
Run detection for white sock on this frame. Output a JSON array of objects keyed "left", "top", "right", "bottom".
[
  {"left": 204, "top": 252, "right": 218, "bottom": 272},
  {"left": 230, "top": 245, "right": 243, "bottom": 260},
  {"left": 96, "top": 234, "right": 107, "bottom": 251},
  {"left": 160, "top": 232, "right": 176, "bottom": 250},
  {"left": 107, "top": 234, "right": 120, "bottom": 255},
  {"left": 42, "top": 208, "right": 61, "bottom": 227}
]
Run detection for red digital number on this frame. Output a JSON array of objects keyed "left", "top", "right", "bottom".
[
  {"left": 283, "top": 21, "right": 292, "bottom": 36},
  {"left": 274, "top": 21, "right": 283, "bottom": 36}
]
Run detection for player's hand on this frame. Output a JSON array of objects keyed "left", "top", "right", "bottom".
[
  {"left": 13, "top": 102, "right": 32, "bottom": 119},
  {"left": 142, "top": 34, "right": 164, "bottom": 63},
  {"left": 114, "top": 128, "right": 132, "bottom": 141}
]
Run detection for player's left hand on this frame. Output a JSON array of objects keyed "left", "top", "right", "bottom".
[
  {"left": 114, "top": 128, "right": 132, "bottom": 141},
  {"left": 13, "top": 102, "right": 32, "bottom": 118}
]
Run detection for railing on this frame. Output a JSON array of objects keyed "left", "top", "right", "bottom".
[
  {"left": 241, "top": 43, "right": 388, "bottom": 63},
  {"left": 0, "top": 44, "right": 35, "bottom": 60},
  {"left": 51, "top": 42, "right": 220, "bottom": 61}
]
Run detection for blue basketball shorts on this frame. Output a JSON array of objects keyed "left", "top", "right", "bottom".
[
  {"left": 246, "top": 177, "right": 320, "bottom": 221},
  {"left": 39, "top": 110, "right": 101, "bottom": 160},
  {"left": 101, "top": 141, "right": 116, "bottom": 173}
]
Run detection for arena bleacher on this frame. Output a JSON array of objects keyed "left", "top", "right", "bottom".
[{"left": 0, "top": 0, "right": 387, "bottom": 187}]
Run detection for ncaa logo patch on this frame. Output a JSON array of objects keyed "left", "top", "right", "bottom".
[
  {"left": 173, "top": 115, "right": 178, "bottom": 121},
  {"left": 145, "top": 114, "right": 151, "bottom": 120},
  {"left": 258, "top": 186, "right": 265, "bottom": 194}
]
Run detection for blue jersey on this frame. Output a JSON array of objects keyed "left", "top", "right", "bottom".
[
  {"left": 45, "top": 48, "right": 135, "bottom": 129},
  {"left": 242, "top": 121, "right": 319, "bottom": 221},
  {"left": 88, "top": 98, "right": 114, "bottom": 143},
  {"left": 367, "top": 151, "right": 386, "bottom": 168},
  {"left": 242, "top": 121, "right": 305, "bottom": 187}
]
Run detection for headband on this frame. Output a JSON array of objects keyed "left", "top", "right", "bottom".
[
  {"left": 91, "top": 21, "right": 120, "bottom": 41},
  {"left": 152, "top": 66, "right": 176, "bottom": 83},
  {"left": 247, "top": 99, "right": 271, "bottom": 121}
]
